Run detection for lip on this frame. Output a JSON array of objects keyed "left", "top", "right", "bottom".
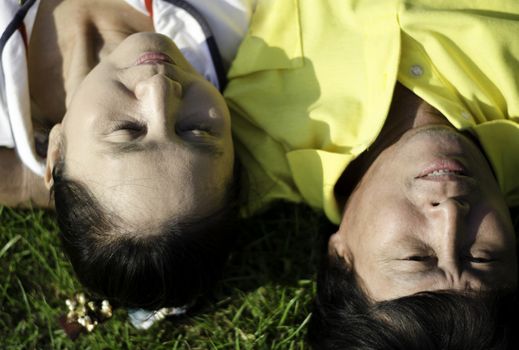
[
  {"left": 135, "top": 52, "right": 173, "bottom": 66},
  {"left": 415, "top": 159, "right": 470, "bottom": 181}
]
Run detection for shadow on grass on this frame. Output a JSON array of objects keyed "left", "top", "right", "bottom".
[
  {"left": 0, "top": 203, "right": 335, "bottom": 341},
  {"left": 224, "top": 203, "right": 335, "bottom": 288},
  {"left": 176, "top": 202, "right": 337, "bottom": 319}
]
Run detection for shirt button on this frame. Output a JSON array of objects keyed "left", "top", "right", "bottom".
[{"left": 410, "top": 64, "right": 424, "bottom": 77}]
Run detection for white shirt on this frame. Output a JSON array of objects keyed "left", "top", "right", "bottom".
[{"left": 0, "top": 0, "right": 254, "bottom": 176}]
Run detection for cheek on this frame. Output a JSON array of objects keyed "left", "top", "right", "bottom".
[
  {"left": 475, "top": 202, "right": 515, "bottom": 245},
  {"left": 347, "top": 185, "right": 417, "bottom": 240},
  {"left": 344, "top": 199, "right": 420, "bottom": 274},
  {"left": 189, "top": 79, "right": 227, "bottom": 112},
  {"left": 479, "top": 214, "right": 517, "bottom": 273}
]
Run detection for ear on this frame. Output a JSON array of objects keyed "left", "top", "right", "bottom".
[
  {"left": 328, "top": 230, "right": 352, "bottom": 265},
  {"left": 44, "top": 124, "right": 63, "bottom": 190}
]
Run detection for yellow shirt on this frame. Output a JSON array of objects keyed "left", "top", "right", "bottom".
[{"left": 225, "top": 0, "right": 519, "bottom": 224}]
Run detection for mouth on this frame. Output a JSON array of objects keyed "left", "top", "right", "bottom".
[
  {"left": 135, "top": 52, "right": 174, "bottom": 66},
  {"left": 415, "top": 159, "right": 470, "bottom": 181}
]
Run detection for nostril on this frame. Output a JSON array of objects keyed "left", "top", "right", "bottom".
[{"left": 431, "top": 202, "right": 440, "bottom": 207}]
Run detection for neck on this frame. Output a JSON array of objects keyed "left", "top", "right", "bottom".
[
  {"left": 334, "top": 83, "right": 451, "bottom": 208},
  {"left": 28, "top": 0, "right": 153, "bottom": 126}
]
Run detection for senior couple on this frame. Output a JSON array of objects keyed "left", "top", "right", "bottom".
[{"left": 2, "top": 0, "right": 519, "bottom": 347}]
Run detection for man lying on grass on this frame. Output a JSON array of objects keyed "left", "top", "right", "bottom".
[
  {"left": 224, "top": 0, "right": 519, "bottom": 348},
  {"left": 307, "top": 84, "right": 519, "bottom": 350}
]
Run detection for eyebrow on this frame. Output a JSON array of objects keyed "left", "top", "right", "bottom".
[
  {"left": 188, "top": 141, "right": 224, "bottom": 157},
  {"left": 111, "top": 142, "right": 158, "bottom": 154},
  {"left": 387, "top": 237, "right": 434, "bottom": 256},
  {"left": 107, "top": 141, "right": 223, "bottom": 157}
]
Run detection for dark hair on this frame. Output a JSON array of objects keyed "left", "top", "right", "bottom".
[
  {"left": 52, "top": 160, "right": 239, "bottom": 309},
  {"left": 307, "top": 253, "right": 519, "bottom": 350}
]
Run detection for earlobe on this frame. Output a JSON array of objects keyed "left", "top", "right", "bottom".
[
  {"left": 328, "top": 231, "right": 352, "bottom": 265},
  {"left": 44, "top": 124, "right": 63, "bottom": 190}
]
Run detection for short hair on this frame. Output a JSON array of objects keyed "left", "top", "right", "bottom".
[
  {"left": 307, "top": 253, "right": 519, "bottom": 350},
  {"left": 52, "top": 160, "right": 239, "bottom": 309}
]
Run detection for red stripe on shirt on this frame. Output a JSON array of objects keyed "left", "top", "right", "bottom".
[{"left": 145, "top": 0, "right": 153, "bottom": 18}]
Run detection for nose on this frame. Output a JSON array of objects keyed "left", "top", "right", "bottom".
[
  {"left": 427, "top": 198, "right": 470, "bottom": 280},
  {"left": 428, "top": 197, "right": 470, "bottom": 217},
  {"left": 134, "top": 74, "right": 183, "bottom": 135}
]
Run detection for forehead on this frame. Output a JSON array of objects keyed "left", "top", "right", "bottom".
[{"left": 64, "top": 143, "right": 228, "bottom": 226}]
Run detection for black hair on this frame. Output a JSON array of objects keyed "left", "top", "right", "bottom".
[
  {"left": 308, "top": 253, "right": 519, "bottom": 350},
  {"left": 52, "top": 160, "right": 239, "bottom": 309}
]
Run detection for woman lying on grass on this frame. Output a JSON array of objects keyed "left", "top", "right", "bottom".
[
  {"left": 224, "top": 0, "right": 519, "bottom": 348},
  {"left": 1, "top": 0, "right": 253, "bottom": 313}
]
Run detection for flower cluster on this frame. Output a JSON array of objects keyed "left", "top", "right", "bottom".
[{"left": 64, "top": 293, "right": 113, "bottom": 333}]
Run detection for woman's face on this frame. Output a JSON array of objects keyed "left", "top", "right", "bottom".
[
  {"left": 47, "top": 33, "right": 234, "bottom": 227},
  {"left": 329, "top": 124, "right": 517, "bottom": 301}
]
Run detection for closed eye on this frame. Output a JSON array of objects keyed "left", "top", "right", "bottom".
[
  {"left": 176, "top": 123, "right": 217, "bottom": 144},
  {"left": 404, "top": 255, "right": 435, "bottom": 262},
  {"left": 111, "top": 120, "right": 147, "bottom": 135},
  {"left": 176, "top": 123, "right": 212, "bottom": 136},
  {"left": 182, "top": 129, "right": 211, "bottom": 137},
  {"left": 105, "top": 120, "right": 147, "bottom": 142},
  {"left": 465, "top": 256, "right": 495, "bottom": 263}
]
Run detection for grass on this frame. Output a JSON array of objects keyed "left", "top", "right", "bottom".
[
  {"left": 0, "top": 203, "right": 333, "bottom": 349},
  {"left": 3, "top": 203, "right": 517, "bottom": 350}
]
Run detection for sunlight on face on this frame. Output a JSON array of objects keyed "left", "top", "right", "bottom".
[
  {"left": 330, "top": 125, "right": 517, "bottom": 301},
  {"left": 56, "top": 33, "right": 234, "bottom": 228}
]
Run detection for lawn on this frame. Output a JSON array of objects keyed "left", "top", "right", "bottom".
[
  {"left": 0, "top": 203, "right": 333, "bottom": 349},
  {"left": 3, "top": 203, "right": 518, "bottom": 349}
]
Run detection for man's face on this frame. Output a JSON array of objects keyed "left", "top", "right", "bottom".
[{"left": 330, "top": 124, "right": 517, "bottom": 301}]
